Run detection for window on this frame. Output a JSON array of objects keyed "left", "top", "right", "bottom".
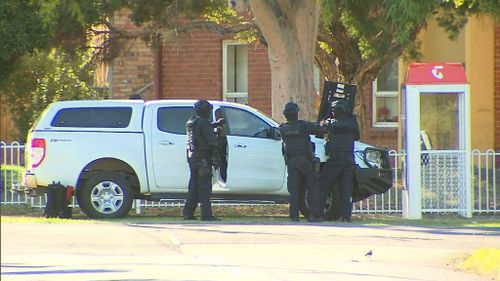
[
  {"left": 222, "top": 107, "right": 270, "bottom": 138},
  {"left": 157, "top": 107, "right": 195, "bottom": 134},
  {"left": 373, "top": 60, "right": 399, "bottom": 127},
  {"left": 223, "top": 41, "right": 248, "bottom": 104},
  {"left": 51, "top": 107, "right": 132, "bottom": 128}
]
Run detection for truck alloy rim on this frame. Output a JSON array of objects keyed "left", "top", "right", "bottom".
[{"left": 90, "top": 181, "right": 124, "bottom": 214}]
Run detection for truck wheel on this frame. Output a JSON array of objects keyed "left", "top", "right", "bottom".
[
  {"left": 322, "top": 188, "right": 342, "bottom": 221},
  {"left": 78, "top": 171, "right": 134, "bottom": 219},
  {"left": 300, "top": 187, "right": 342, "bottom": 221}
]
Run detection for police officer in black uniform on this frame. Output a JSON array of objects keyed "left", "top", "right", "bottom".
[
  {"left": 319, "top": 99, "right": 360, "bottom": 222},
  {"left": 183, "top": 99, "right": 220, "bottom": 221},
  {"left": 279, "top": 102, "right": 326, "bottom": 222}
]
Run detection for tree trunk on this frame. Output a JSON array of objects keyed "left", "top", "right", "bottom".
[{"left": 248, "top": 0, "right": 320, "bottom": 123}]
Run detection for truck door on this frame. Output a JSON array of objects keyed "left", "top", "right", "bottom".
[
  {"left": 149, "top": 106, "right": 193, "bottom": 189},
  {"left": 219, "top": 106, "right": 285, "bottom": 191}
]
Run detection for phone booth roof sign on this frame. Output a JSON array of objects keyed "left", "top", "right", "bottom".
[{"left": 405, "top": 62, "right": 468, "bottom": 85}]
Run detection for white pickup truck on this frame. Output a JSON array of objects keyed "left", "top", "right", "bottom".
[{"left": 24, "top": 99, "right": 392, "bottom": 219}]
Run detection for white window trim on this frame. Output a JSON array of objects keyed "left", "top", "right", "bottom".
[
  {"left": 372, "top": 68, "right": 399, "bottom": 128},
  {"left": 222, "top": 40, "right": 248, "bottom": 102}
]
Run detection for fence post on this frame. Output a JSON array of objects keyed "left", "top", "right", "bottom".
[{"left": 135, "top": 199, "right": 142, "bottom": 214}]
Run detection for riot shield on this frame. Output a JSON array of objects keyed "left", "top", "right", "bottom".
[{"left": 317, "top": 81, "right": 357, "bottom": 121}]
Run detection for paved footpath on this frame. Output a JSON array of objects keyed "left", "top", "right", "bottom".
[{"left": 2, "top": 221, "right": 499, "bottom": 281}]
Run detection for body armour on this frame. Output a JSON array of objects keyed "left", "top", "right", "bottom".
[
  {"left": 186, "top": 114, "right": 219, "bottom": 160},
  {"left": 324, "top": 116, "right": 360, "bottom": 157},
  {"left": 186, "top": 115, "right": 200, "bottom": 159},
  {"left": 279, "top": 121, "right": 311, "bottom": 158}
]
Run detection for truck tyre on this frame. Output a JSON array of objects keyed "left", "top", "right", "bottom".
[
  {"left": 78, "top": 171, "right": 134, "bottom": 219},
  {"left": 322, "top": 187, "right": 342, "bottom": 221},
  {"left": 300, "top": 186, "right": 342, "bottom": 221}
]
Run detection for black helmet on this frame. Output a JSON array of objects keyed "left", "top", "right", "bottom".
[
  {"left": 331, "top": 99, "right": 349, "bottom": 114},
  {"left": 194, "top": 99, "right": 213, "bottom": 118},
  {"left": 282, "top": 102, "right": 299, "bottom": 115}
]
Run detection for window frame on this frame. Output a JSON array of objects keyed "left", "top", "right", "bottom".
[
  {"left": 222, "top": 40, "right": 248, "bottom": 104},
  {"left": 372, "top": 60, "right": 399, "bottom": 128}
]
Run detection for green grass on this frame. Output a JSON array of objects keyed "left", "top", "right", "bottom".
[
  {"left": 458, "top": 248, "right": 500, "bottom": 280},
  {"left": 1, "top": 165, "right": 25, "bottom": 185},
  {"left": 2, "top": 204, "right": 499, "bottom": 227},
  {"left": 1, "top": 164, "right": 26, "bottom": 173}
]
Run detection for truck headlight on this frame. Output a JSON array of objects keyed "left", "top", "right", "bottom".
[{"left": 364, "top": 148, "right": 383, "bottom": 168}]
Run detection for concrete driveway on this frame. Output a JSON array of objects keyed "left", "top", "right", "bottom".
[{"left": 1, "top": 220, "right": 499, "bottom": 281}]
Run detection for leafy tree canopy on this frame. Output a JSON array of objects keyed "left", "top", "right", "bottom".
[
  {"left": 0, "top": 48, "right": 107, "bottom": 140},
  {"left": 0, "top": 0, "right": 216, "bottom": 86},
  {"left": 2, "top": 0, "right": 499, "bottom": 135},
  {"left": 0, "top": 0, "right": 216, "bottom": 140}
]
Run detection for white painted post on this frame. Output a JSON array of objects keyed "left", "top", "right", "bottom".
[
  {"left": 402, "top": 85, "right": 422, "bottom": 219},
  {"left": 135, "top": 199, "right": 142, "bottom": 214},
  {"left": 464, "top": 85, "right": 472, "bottom": 218}
]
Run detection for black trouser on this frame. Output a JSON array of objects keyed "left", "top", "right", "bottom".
[
  {"left": 219, "top": 153, "right": 228, "bottom": 182},
  {"left": 319, "top": 157, "right": 355, "bottom": 220},
  {"left": 286, "top": 155, "right": 322, "bottom": 219},
  {"left": 183, "top": 158, "right": 213, "bottom": 219}
]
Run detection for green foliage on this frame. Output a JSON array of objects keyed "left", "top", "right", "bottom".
[
  {"left": 0, "top": 1, "right": 51, "bottom": 85},
  {"left": 318, "top": 0, "right": 499, "bottom": 80},
  {"left": 204, "top": 4, "right": 260, "bottom": 43},
  {"left": 0, "top": 49, "right": 107, "bottom": 141},
  {"left": 319, "top": 0, "right": 438, "bottom": 67},
  {"left": 461, "top": 248, "right": 500, "bottom": 280},
  {"left": 1, "top": 0, "right": 220, "bottom": 141},
  {"left": 0, "top": 0, "right": 122, "bottom": 86}
]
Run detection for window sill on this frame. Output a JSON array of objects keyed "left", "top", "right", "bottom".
[{"left": 366, "top": 127, "right": 398, "bottom": 137}]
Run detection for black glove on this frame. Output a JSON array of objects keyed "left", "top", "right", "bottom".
[{"left": 212, "top": 118, "right": 225, "bottom": 128}]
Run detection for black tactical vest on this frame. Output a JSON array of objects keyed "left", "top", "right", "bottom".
[
  {"left": 279, "top": 121, "right": 311, "bottom": 158},
  {"left": 325, "top": 118, "right": 356, "bottom": 156},
  {"left": 186, "top": 115, "right": 200, "bottom": 159}
]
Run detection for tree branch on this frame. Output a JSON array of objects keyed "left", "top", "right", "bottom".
[
  {"left": 176, "top": 20, "right": 257, "bottom": 34},
  {"left": 248, "top": 0, "right": 287, "bottom": 52}
]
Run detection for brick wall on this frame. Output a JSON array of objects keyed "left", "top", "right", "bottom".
[
  {"left": 161, "top": 30, "right": 224, "bottom": 101},
  {"left": 495, "top": 23, "right": 500, "bottom": 152},
  {"left": 111, "top": 12, "right": 155, "bottom": 100},
  {"left": 160, "top": 29, "right": 272, "bottom": 116},
  {"left": 360, "top": 84, "right": 399, "bottom": 150}
]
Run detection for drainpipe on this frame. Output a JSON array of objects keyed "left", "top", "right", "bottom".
[{"left": 153, "top": 38, "right": 163, "bottom": 100}]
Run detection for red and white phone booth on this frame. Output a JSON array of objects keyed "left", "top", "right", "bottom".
[{"left": 402, "top": 62, "right": 472, "bottom": 219}]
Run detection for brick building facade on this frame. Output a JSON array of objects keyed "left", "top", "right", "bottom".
[
  {"left": 110, "top": 13, "right": 399, "bottom": 149},
  {"left": 0, "top": 16, "right": 498, "bottom": 151},
  {"left": 110, "top": 19, "right": 500, "bottom": 151}
]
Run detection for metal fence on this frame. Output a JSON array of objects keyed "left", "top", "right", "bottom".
[
  {"left": 1, "top": 141, "right": 26, "bottom": 205},
  {"left": 1, "top": 141, "right": 498, "bottom": 215},
  {"left": 472, "top": 149, "right": 498, "bottom": 213}
]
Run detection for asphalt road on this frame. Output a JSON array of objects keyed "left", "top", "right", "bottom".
[{"left": 1, "top": 220, "right": 499, "bottom": 281}]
